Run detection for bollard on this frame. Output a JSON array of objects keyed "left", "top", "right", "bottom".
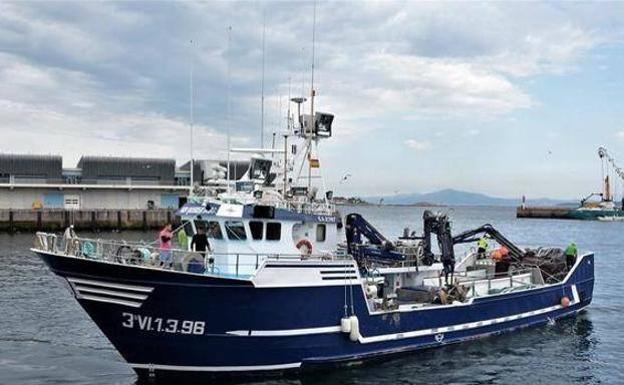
[{"left": 9, "top": 210, "right": 14, "bottom": 233}]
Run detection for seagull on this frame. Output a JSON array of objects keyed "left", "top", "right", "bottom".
[{"left": 340, "top": 172, "right": 352, "bottom": 184}]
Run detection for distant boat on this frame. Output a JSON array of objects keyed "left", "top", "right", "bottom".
[
  {"left": 569, "top": 199, "right": 624, "bottom": 220},
  {"left": 518, "top": 146, "right": 624, "bottom": 221},
  {"left": 597, "top": 215, "right": 624, "bottom": 222}
]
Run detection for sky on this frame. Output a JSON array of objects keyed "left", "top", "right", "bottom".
[{"left": 1, "top": 1, "right": 624, "bottom": 200}]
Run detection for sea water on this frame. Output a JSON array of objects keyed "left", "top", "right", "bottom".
[{"left": 1, "top": 205, "right": 622, "bottom": 384}]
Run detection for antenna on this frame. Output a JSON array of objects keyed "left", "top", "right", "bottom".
[
  {"left": 287, "top": 77, "right": 292, "bottom": 131},
  {"left": 189, "top": 39, "right": 195, "bottom": 196},
  {"left": 261, "top": 10, "right": 266, "bottom": 149},
  {"left": 226, "top": 26, "right": 232, "bottom": 194},
  {"left": 308, "top": 0, "right": 317, "bottom": 189},
  {"left": 310, "top": 0, "right": 316, "bottom": 101},
  {"left": 300, "top": 47, "right": 306, "bottom": 102}
]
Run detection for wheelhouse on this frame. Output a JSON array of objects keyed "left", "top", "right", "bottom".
[{"left": 177, "top": 201, "right": 341, "bottom": 275}]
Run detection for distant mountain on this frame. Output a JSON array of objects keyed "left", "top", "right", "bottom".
[{"left": 366, "top": 189, "right": 575, "bottom": 207}]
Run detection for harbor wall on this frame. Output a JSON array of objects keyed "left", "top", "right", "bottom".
[
  {"left": 516, "top": 206, "right": 574, "bottom": 219},
  {"left": 0, "top": 209, "right": 179, "bottom": 232}
]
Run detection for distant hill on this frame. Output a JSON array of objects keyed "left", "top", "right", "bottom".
[{"left": 367, "top": 189, "right": 575, "bottom": 207}]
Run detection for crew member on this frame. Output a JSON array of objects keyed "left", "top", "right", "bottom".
[
  {"left": 477, "top": 235, "right": 489, "bottom": 258},
  {"left": 63, "top": 225, "right": 77, "bottom": 254},
  {"left": 177, "top": 227, "right": 188, "bottom": 250},
  {"left": 159, "top": 223, "right": 173, "bottom": 268},
  {"left": 191, "top": 226, "right": 211, "bottom": 257},
  {"left": 565, "top": 242, "right": 578, "bottom": 270}
]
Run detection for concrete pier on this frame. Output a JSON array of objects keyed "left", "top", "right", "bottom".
[
  {"left": 0, "top": 209, "right": 179, "bottom": 232},
  {"left": 516, "top": 206, "right": 574, "bottom": 219}
]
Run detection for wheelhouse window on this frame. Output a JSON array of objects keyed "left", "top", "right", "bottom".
[
  {"left": 249, "top": 221, "right": 264, "bottom": 240},
  {"left": 316, "top": 224, "right": 326, "bottom": 242},
  {"left": 225, "top": 221, "right": 247, "bottom": 240},
  {"left": 206, "top": 221, "right": 223, "bottom": 239},
  {"left": 266, "top": 222, "right": 281, "bottom": 241}
]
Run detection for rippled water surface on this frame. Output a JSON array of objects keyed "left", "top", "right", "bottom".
[{"left": 1, "top": 206, "right": 622, "bottom": 384}]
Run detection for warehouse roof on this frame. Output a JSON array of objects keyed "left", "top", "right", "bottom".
[
  {"left": 0, "top": 153, "right": 63, "bottom": 180},
  {"left": 77, "top": 156, "right": 176, "bottom": 183}
]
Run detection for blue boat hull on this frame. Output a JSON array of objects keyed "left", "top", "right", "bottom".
[{"left": 36, "top": 251, "right": 594, "bottom": 380}]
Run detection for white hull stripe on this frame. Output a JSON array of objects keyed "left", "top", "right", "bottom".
[
  {"left": 67, "top": 277, "right": 154, "bottom": 293},
  {"left": 67, "top": 277, "right": 152, "bottom": 308},
  {"left": 228, "top": 285, "right": 579, "bottom": 343},
  {"left": 356, "top": 284, "right": 580, "bottom": 344},
  {"left": 227, "top": 325, "right": 341, "bottom": 337},
  {"left": 130, "top": 362, "right": 301, "bottom": 372},
  {"left": 74, "top": 285, "right": 149, "bottom": 300},
  {"left": 79, "top": 294, "right": 142, "bottom": 308}
]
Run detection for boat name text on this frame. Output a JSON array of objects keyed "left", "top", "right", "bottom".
[{"left": 121, "top": 312, "right": 205, "bottom": 335}]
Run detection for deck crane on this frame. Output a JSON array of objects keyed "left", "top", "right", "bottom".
[{"left": 597, "top": 146, "right": 624, "bottom": 203}]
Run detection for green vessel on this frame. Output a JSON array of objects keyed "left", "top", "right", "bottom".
[
  {"left": 568, "top": 206, "right": 624, "bottom": 221},
  {"left": 571, "top": 147, "right": 624, "bottom": 221}
]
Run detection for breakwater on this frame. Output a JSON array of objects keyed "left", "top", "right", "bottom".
[
  {"left": 0, "top": 209, "right": 178, "bottom": 232},
  {"left": 516, "top": 206, "right": 574, "bottom": 219}
]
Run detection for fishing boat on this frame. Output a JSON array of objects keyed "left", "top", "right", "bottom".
[
  {"left": 32, "top": 91, "right": 595, "bottom": 382},
  {"left": 518, "top": 147, "right": 624, "bottom": 220}
]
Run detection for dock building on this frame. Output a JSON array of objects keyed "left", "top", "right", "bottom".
[
  {"left": 0, "top": 154, "right": 193, "bottom": 210},
  {"left": 0, "top": 153, "right": 253, "bottom": 231}
]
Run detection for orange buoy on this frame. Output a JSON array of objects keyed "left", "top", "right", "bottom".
[
  {"left": 491, "top": 250, "right": 502, "bottom": 262},
  {"left": 560, "top": 296, "right": 570, "bottom": 308}
]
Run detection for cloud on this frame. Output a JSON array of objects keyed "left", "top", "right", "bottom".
[
  {"left": 0, "top": 1, "right": 622, "bottom": 169},
  {"left": 404, "top": 139, "right": 431, "bottom": 151},
  {"left": 0, "top": 99, "right": 250, "bottom": 165}
]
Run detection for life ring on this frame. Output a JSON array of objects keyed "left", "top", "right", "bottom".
[{"left": 296, "top": 239, "right": 313, "bottom": 256}]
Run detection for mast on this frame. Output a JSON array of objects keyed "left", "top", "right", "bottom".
[
  {"left": 189, "top": 39, "right": 195, "bottom": 196},
  {"left": 226, "top": 26, "right": 232, "bottom": 194},
  {"left": 271, "top": 132, "right": 276, "bottom": 153},
  {"left": 287, "top": 77, "right": 292, "bottom": 132},
  {"left": 284, "top": 77, "right": 291, "bottom": 199},
  {"left": 308, "top": 0, "right": 317, "bottom": 190},
  {"left": 261, "top": 11, "right": 266, "bottom": 149},
  {"left": 283, "top": 133, "right": 288, "bottom": 198}
]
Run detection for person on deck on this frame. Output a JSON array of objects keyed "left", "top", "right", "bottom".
[
  {"left": 62, "top": 225, "right": 77, "bottom": 254},
  {"left": 477, "top": 236, "right": 489, "bottom": 259},
  {"left": 177, "top": 228, "right": 188, "bottom": 250},
  {"left": 159, "top": 223, "right": 173, "bottom": 268},
  {"left": 565, "top": 242, "right": 578, "bottom": 270},
  {"left": 191, "top": 226, "right": 211, "bottom": 257}
]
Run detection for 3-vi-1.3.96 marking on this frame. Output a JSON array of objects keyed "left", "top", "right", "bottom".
[{"left": 121, "top": 312, "right": 205, "bottom": 335}]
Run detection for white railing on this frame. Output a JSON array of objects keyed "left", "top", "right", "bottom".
[{"left": 33, "top": 232, "right": 350, "bottom": 278}]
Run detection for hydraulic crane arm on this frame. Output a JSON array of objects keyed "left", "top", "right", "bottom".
[
  {"left": 452, "top": 224, "right": 524, "bottom": 260},
  {"left": 345, "top": 211, "right": 525, "bottom": 269},
  {"left": 345, "top": 213, "right": 405, "bottom": 263}
]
